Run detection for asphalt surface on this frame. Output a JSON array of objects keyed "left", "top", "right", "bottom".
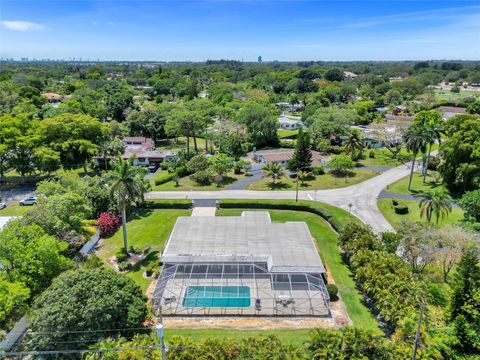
[{"left": 147, "top": 161, "right": 424, "bottom": 234}]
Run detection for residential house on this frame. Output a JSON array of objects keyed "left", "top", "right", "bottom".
[
  {"left": 250, "top": 149, "right": 327, "bottom": 168},
  {"left": 278, "top": 115, "right": 304, "bottom": 130},
  {"left": 437, "top": 106, "right": 467, "bottom": 120},
  {"left": 121, "top": 137, "right": 177, "bottom": 166}
]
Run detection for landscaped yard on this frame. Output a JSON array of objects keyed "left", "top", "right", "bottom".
[
  {"left": 156, "top": 137, "right": 215, "bottom": 153},
  {"left": 96, "top": 208, "right": 191, "bottom": 292},
  {"left": 246, "top": 169, "right": 380, "bottom": 190},
  {"left": 217, "top": 208, "right": 379, "bottom": 332},
  {"left": 386, "top": 171, "right": 448, "bottom": 195},
  {"left": 277, "top": 129, "right": 299, "bottom": 139},
  {"left": 357, "top": 147, "right": 412, "bottom": 167},
  {"left": 377, "top": 198, "right": 464, "bottom": 229},
  {"left": 0, "top": 203, "right": 33, "bottom": 216},
  {"left": 151, "top": 171, "right": 247, "bottom": 191},
  {"left": 434, "top": 88, "right": 480, "bottom": 101}
]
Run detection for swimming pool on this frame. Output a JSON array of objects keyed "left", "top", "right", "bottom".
[{"left": 183, "top": 286, "right": 251, "bottom": 307}]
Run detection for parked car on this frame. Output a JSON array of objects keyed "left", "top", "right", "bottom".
[
  {"left": 19, "top": 196, "right": 37, "bottom": 206},
  {"left": 148, "top": 163, "right": 159, "bottom": 173},
  {"left": 0, "top": 202, "right": 6, "bottom": 210}
]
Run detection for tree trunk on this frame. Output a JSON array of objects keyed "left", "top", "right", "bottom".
[
  {"left": 121, "top": 205, "right": 128, "bottom": 251},
  {"left": 423, "top": 143, "right": 432, "bottom": 184},
  {"left": 193, "top": 135, "right": 198, "bottom": 153},
  {"left": 408, "top": 153, "right": 417, "bottom": 191},
  {"left": 186, "top": 135, "right": 190, "bottom": 155},
  {"left": 83, "top": 162, "right": 88, "bottom": 175}
]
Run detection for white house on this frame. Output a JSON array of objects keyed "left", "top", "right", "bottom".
[{"left": 278, "top": 115, "right": 304, "bottom": 130}]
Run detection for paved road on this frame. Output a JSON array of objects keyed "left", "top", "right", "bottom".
[{"left": 147, "top": 160, "right": 424, "bottom": 233}]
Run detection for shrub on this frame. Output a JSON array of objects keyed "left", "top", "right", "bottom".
[
  {"left": 394, "top": 204, "right": 409, "bottom": 214},
  {"left": 175, "top": 165, "right": 190, "bottom": 177},
  {"left": 153, "top": 173, "right": 176, "bottom": 186},
  {"left": 369, "top": 150, "right": 375, "bottom": 158},
  {"left": 192, "top": 170, "right": 212, "bottom": 185},
  {"left": 128, "top": 245, "right": 141, "bottom": 254},
  {"left": 326, "top": 284, "right": 338, "bottom": 301},
  {"left": 117, "top": 261, "right": 131, "bottom": 271},
  {"left": 145, "top": 262, "right": 160, "bottom": 277},
  {"left": 29, "top": 268, "right": 146, "bottom": 351},
  {"left": 97, "top": 212, "right": 121, "bottom": 237},
  {"left": 391, "top": 199, "right": 399, "bottom": 206},
  {"left": 115, "top": 248, "right": 128, "bottom": 262},
  {"left": 142, "top": 199, "right": 192, "bottom": 209},
  {"left": 312, "top": 165, "right": 325, "bottom": 175}
]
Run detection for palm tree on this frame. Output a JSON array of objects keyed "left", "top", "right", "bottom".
[
  {"left": 108, "top": 160, "right": 150, "bottom": 251},
  {"left": 404, "top": 123, "right": 429, "bottom": 191},
  {"left": 343, "top": 129, "right": 364, "bottom": 159},
  {"left": 415, "top": 189, "right": 452, "bottom": 224},
  {"left": 414, "top": 110, "right": 444, "bottom": 183},
  {"left": 262, "top": 162, "right": 284, "bottom": 185}
]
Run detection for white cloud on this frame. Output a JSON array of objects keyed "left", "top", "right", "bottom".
[{"left": 1, "top": 20, "right": 46, "bottom": 31}]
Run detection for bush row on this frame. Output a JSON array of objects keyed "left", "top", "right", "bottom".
[
  {"left": 142, "top": 199, "right": 192, "bottom": 209},
  {"left": 219, "top": 199, "right": 359, "bottom": 232}
]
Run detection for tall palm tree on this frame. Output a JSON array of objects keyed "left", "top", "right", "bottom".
[
  {"left": 343, "top": 129, "right": 364, "bottom": 159},
  {"left": 108, "top": 160, "right": 150, "bottom": 251},
  {"left": 415, "top": 189, "right": 452, "bottom": 224},
  {"left": 262, "top": 162, "right": 284, "bottom": 185},
  {"left": 404, "top": 123, "right": 429, "bottom": 191},
  {"left": 414, "top": 110, "right": 444, "bottom": 183}
]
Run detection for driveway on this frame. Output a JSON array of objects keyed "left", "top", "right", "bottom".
[{"left": 147, "top": 160, "right": 423, "bottom": 233}]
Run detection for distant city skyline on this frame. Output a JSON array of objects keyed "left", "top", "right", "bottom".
[{"left": 1, "top": 1, "right": 479, "bottom": 61}]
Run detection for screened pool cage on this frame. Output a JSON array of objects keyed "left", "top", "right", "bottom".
[{"left": 152, "top": 262, "right": 331, "bottom": 317}]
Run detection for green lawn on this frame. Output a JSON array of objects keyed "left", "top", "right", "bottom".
[
  {"left": 387, "top": 172, "right": 448, "bottom": 195},
  {"left": 96, "top": 209, "right": 191, "bottom": 292},
  {"left": 217, "top": 209, "right": 379, "bottom": 332},
  {"left": 156, "top": 137, "right": 215, "bottom": 153},
  {"left": 277, "top": 129, "right": 299, "bottom": 139},
  {"left": 0, "top": 203, "right": 33, "bottom": 216},
  {"left": 152, "top": 172, "right": 246, "bottom": 191},
  {"left": 246, "top": 170, "right": 379, "bottom": 191},
  {"left": 166, "top": 328, "right": 313, "bottom": 346},
  {"left": 377, "top": 198, "right": 464, "bottom": 229},
  {"left": 434, "top": 88, "right": 480, "bottom": 101},
  {"left": 357, "top": 148, "right": 412, "bottom": 167}
]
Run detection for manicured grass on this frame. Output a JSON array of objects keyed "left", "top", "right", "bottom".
[
  {"left": 156, "top": 137, "right": 215, "bottom": 153},
  {"left": 217, "top": 208, "right": 379, "bottom": 332},
  {"left": 377, "top": 198, "right": 464, "bottom": 229},
  {"left": 166, "top": 328, "right": 313, "bottom": 346},
  {"left": 96, "top": 209, "right": 191, "bottom": 293},
  {"left": 152, "top": 172, "right": 246, "bottom": 191},
  {"left": 277, "top": 129, "right": 299, "bottom": 139},
  {"left": 0, "top": 203, "right": 33, "bottom": 216},
  {"left": 387, "top": 171, "right": 448, "bottom": 195},
  {"left": 357, "top": 147, "right": 412, "bottom": 167},
  {"left": 434, "top": 89, "right": 480, "bottom": 101},
  {"left": 246, "top": 170, "right": 379, "bottom": 191}
]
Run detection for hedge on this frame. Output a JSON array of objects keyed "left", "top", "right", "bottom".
[
  {"left": 153, "top": 173, "right": 176, "bottom": 186},
  {"left": 219, "top": 199, "right": 359, "bottom": 232},
  {"left": 142, "top": 199, "right": 192, "bottom": 209}
]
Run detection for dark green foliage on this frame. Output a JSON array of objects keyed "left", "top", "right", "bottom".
[
  {"left": 326, "top": 284, "right": 338, "bottom": 300},
  {"left": 459, "top": 189, "right": 480, "bottom": 222},
  {"left": 287, "top": 127, "right": 312, "bottom": 172},
  {"left": 118, "top": 261, "right": 132, "bottom": 271},
  {"left": 312, "top": 165, "right": 325, "bottom": 175},
  {"left": 115, "top": 247, "right": 128, "bottom": 262},
  {"left": 381, "top": 232, "right": 400, "bottom": 254},
  {"left": 142, "top": 199, "right": 192, "bottom": 209},
  {"left": 29, "top": 268, "right": 147, "bottom": 351},
  {"left": 394, "top": 203, "right": 409, "bottom": 214}
]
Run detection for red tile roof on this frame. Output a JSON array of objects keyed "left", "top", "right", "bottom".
[{"left": 437, "top": 106, "right": 467, "bottom": 114}]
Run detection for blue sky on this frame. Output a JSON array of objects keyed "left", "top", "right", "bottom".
[{"left": 0, "top": 1, "right": 479, "bottom": 61}]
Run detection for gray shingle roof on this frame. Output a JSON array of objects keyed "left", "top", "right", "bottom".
[{"left": 162, "top": 212, "right": 325, "bottom": 273}]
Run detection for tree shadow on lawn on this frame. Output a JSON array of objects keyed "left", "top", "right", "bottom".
[
  {"left": 267, "top": 181, "right": 292, "bottom": 190},
  {"left": 130, "top": 208, "right": 154, "bottom": 220},
  {"left": 129, "top": 251, "right": 160, "bottom": 273}
]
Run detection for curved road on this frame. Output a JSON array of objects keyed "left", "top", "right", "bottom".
[{"left": 147, "top": 161, "right": 421, "bottom": 234}]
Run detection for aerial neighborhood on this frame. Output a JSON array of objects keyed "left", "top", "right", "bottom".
[{"left": 0, "top": 1, "right": 480, "bottom": 358}]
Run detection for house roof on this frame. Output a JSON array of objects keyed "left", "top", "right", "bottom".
[
  {"left": 122, "top": 136, "right": 152, "bottom": 144},
  {"left": 385, "top": 114, "right": 414, "bottom": 122},
  {"left": 162, "top": 211, "right": 326, "bottom": 273},
  {"left": 252, "top": 149, "right": 325, "bottom": 166},
  {"left": 437, "top": 106, "right": 467, "bottom": 114},
  {"left": 41, "top": 92, "right": 63, "bottom": 101}
]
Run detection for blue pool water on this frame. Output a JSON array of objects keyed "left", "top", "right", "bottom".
[{"left": 183, "top": 286, "right": 251, "bottom": 307}]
